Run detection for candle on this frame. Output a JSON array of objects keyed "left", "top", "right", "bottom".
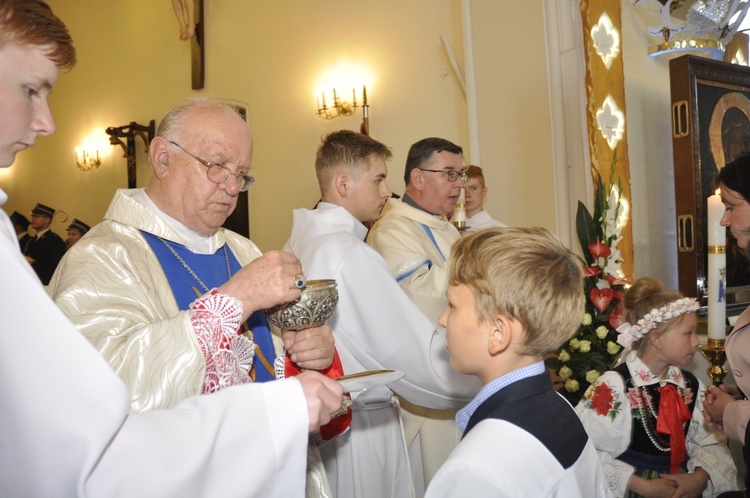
[
  {"left": 453, "top": 188, "right": 466, "bottom": 229},
  {"left": 707, "top": 189, "right": 726, "bottom": 340},
  {"left": 707, "top": 190, "right": 726, "bottom": 246}
]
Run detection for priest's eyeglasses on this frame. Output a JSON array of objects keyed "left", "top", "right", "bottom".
[
  {"left": 420, "top": 168, "right": 468, "bottom": 183},
  {"left": 169, "top": 141, "right": 255, "bottom": 191}
]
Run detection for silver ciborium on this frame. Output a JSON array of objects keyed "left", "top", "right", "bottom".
[{"left": 263, "top": 279, "right": 338, "bottom": 331}]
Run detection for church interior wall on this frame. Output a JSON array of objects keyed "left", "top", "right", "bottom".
[
  {"left": 1, "top": 0, "right": 682, "bottom": 289},
  {"left": 1, "top": 0, "right": 559, "bottom": 253}
]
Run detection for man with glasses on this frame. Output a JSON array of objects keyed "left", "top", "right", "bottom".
[
  {"left": 366, "top": 137, "right": 466, "bottom": 492},
  {"left": 49, "top": 100, "right": 347, "bottom": 495},
  {"left": 367, "top": 137, "right": 465, "bottom": 324}
]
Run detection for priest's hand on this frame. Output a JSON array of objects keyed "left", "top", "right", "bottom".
[
  {"left": 283, "top": 325, "right": 335, "bottom": 370},
  {"left": 218, "top": 250, "right": 303, "bottom": 320},
  {"left": 296, "top": 371, "right": 344, "bottom": 433}
]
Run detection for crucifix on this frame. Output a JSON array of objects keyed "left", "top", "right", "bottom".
[
  {"left": 171, "top": 0, "right": 204, "bottom": 89},
  {"left": 106, "top": 121, "right": 156, "bottom": 189},
  {"left": 191, "top": 0, "right": 204, "bottom": 89}
]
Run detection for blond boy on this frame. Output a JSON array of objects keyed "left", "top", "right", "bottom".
[{"left": 426, "top": 227, "right": 611, "bottom": 497}]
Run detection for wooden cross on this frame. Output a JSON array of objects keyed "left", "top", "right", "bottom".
[{"left": 192, "top": 0, "right": 204, "bottom": 89}]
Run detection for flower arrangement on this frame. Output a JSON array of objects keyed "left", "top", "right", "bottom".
[{"left": 545, "top": 152, "right": 630, "bottom": 405}]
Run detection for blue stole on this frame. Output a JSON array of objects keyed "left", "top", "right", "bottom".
[{"left": 142, "top": 231, "right": 276, "bottom": 383}]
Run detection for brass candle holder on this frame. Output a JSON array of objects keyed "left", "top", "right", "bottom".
[{"left": 700, "top": 337, "right": 727, "bottom": 386}]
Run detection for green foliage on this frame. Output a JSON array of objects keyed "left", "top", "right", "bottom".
[{"left": 545, "top": 152, "right": 628, "bottom": 405}]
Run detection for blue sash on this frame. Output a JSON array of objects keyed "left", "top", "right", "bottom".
[{"left": 142, "top": 231, "right": 276, "bottom": 382}]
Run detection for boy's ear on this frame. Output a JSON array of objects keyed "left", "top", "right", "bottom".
[
  {"left": 488, "top": 314, "right": 514, "bottom": 356},
  {"left": 334, "top": 172, "right": 349, "bottom": 197}
]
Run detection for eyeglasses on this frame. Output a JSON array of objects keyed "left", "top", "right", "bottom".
[
  {"left": 419, "top": 168, "right": 468, "bottom": 183},
  {"left": 169, "top": 141, "right": 255, "bottom": 191}
]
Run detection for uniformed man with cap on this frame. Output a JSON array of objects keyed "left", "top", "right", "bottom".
[
  {"left": 27, "top": 203, "right": 66, "bottom": 284},
  {"left": 65, "top": 218, "right": 90, "bottom": 249},
  {"left": 10, "top": 211, "right": 32, "bottom": 253}
]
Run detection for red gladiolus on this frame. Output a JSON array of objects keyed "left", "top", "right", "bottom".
[
  {"left": 609, "top": 304, "right": 625, "bottom": 329},
  {"left": 583, "top": 266, "right": 602, "bottom": 278},
  {"left": 590, "top": 287, "right": 614, "bottom": 312},
  {"left": 588, "top": 238, "right": 611, "bottom": 259},
  {"left": 605, "top": 274, "right": 629, "bottom": 287}
]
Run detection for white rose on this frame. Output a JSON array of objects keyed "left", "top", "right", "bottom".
[
  {"left": 579, "top": 340, "right": 592, "bottom": 353},
  {"left": 582, "top": 313, "right": 593, "bottom": 326},
  {"left": 559, "top": 366, "right": 573, "bottom": 380},
  {"left": 595, "top": 326, "right": 609, "bottom": 339},
  {"left": 558, "top": 349, "right": 570, "bottom": 362},
  {"left": 607, "top": 341, "right": 621, "bottom": 355},
  {"left": 586, "top": 369, "right": 600, "bottom": 383},
  {"left": 565, "top": 379, "right": 580, "bottom": 393}
]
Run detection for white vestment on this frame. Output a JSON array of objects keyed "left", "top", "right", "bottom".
[
  {"left": 366, "top": 198, "right": 459, "bottom": 325},
  {"left": 285, "top": 204, "right": 480, "bottom": 498},
  {"left": 48, "top": 188, "right": 331, "bottom": 497},
  {"left": 465, "top": 209, "right": 506, "bottom": 232},
  {"left": 0, "top": 187, "right": 309, "bottom": 497},
  {"left": 365, "top": 198, "right": 465, "bottom": 489},
  {"left": 49, "top": 188, "right": 273, "bottom": 412}
]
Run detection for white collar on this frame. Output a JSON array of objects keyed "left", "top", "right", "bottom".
[
  {"left": 625, "top": 352, "right": 687, "bottom": 388},
  {"left": 133, "top": 189, "right": 214, "bottom": 254}
]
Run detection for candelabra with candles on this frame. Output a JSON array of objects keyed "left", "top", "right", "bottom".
[
  {"left": 75, "top": 146, "right": 101, "bottom": 171},
  {"left": 316, "top": 85, "right": 371, "bottom": 136},
  {"left": 701, "top": 189, "right": 728, "bottom": 386},
  {"left": 317, "top": 88, "right": 359, "bottom": 119}
]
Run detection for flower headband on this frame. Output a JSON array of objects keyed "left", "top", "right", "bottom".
[{"left": 616, "top": 297, "right": 700, "bottom": 349}]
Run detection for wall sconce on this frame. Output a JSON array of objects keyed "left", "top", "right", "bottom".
[
  {"left": 317, "top": 86, "right": 362, "bottom": 118},
  {"left": 316, "top": 85, "right": 370, "bottom": 135},
  {"left": 75, "top": 140, "right": 101, "bottom": 171}
]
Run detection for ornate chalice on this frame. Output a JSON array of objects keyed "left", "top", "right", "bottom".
[
  {"left": 263, "top": 279, "right": 338, "bottom": 331},
  {"left": 264, "top": 279, "right": 349, "bottom": 417}
]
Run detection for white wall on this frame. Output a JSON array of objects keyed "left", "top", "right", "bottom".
[{"left": 0, "top": 1, "right": 557, "bottom": 253}]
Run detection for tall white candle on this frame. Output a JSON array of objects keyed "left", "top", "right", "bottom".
[
  {"left": 707, "top": 190, "right": 726, "bottom": 340},
  {"left": 708, "top": 190, "right": 726, "bottom": 246}
]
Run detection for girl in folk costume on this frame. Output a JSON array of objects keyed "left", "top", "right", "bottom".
[{"left": 576, "top": 278, "right": 737, "bottom": 498}]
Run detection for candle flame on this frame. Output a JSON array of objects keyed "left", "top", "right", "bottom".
[{"left": 715, "top": 188, "right": 721, "bottom": 196}]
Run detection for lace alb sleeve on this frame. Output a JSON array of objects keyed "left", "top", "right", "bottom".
[{"left": 190, "top": 289, "right": 255, "bottom": 393}]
